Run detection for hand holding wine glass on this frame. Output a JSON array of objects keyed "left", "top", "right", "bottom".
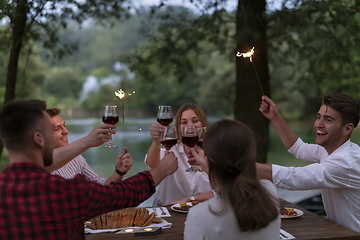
[
  {"left": 182, "top": 126, "right": 201, "bottom": 172},
  {"left": 196, "top": 127, "right": 207, "bottom": 149},
  {"left": 190, "top": 148, "right": 208, "bottom": 174},
  {"left": 102, "top": 106, "right": 119, "bottom": 148}
]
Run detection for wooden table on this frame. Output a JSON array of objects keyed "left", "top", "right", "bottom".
[
  {"left": 86, "top": 199, "right": 360, "bottom": 240},
  {"left": 281, "top": 200, "right": 360, "bottom": 239}
]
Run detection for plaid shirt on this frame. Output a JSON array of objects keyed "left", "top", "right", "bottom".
[{"left": 0, "top": 162, "right": 155, "bottom": 240}]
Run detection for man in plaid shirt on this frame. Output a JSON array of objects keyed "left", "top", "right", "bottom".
[{"left": 0, "top": 99, "right": 178, "bottom": 240}]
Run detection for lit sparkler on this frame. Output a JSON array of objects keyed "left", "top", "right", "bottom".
[
  {"left": 235, "top": 47, "right": 264, "bottom": 95},
  {"left": 114, "top": 88, "right": 136, "bottom": 124},
  {"left": 236, "top": 47, "right": 255, "bottom": 62},
  {"left": 115, "top": 89, "right": 125, "bottom": 99}
]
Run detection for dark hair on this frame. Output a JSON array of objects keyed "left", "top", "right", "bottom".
[
  {"left": 204, "top": 119, "right": 278, "bottom": 231},
  {"left": 0, "top": 99, "right": 47, "bottom": 150},
  {"left": 323, "top": 94, "right": 360, "bottom": 128},
  {"left": 46, "top": 108, "right": 61, "bottom": 117},
  {"left": 175, "top": 103, "right": 208, "bottom": 141}
]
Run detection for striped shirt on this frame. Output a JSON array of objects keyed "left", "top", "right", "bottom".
[
  {"left": 52, "top": 155, "right": 106, "bottom": 184},
  {"left": 0, "top": 162, "right": 155, "bottom": 240}
]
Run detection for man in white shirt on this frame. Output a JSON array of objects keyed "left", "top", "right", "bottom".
[
  {"left": 257, "top": 93, "right": 360, "bottom": 232},
  {"left": 45, "top": 108, "right": 132, "bottom": 184}
]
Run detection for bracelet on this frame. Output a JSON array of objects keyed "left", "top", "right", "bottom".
[{"left": 115, "top": 166, "right": 127, "bottom": 176}]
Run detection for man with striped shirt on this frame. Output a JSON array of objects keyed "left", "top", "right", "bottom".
[{"left": 46, "top": 108, "right": 131, "bottom": 184}]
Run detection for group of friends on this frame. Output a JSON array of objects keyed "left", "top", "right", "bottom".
[{"left": 0, "top": 93, "right": 359, "bottom": 240}]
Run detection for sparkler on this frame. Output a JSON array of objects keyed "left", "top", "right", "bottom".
[
  {"left": 236, "top": 47, "right": 255, "bottom": 62},
  {"left": 114, "top": 83, "right": 136, "bottom": 148},
  {"left": 114, "top": 86, "right": 137, "bottom": 147},
  {"left": 235, "top": 47, "right": 264, "bottom": 95},
  {"left": 115, "top": 89, "right": 125, "bottom": 124}
]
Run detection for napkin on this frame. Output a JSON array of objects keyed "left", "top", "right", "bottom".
[
  {"left": 146, "top": 207, "right": 171, "bottom": 217},
  {"left": 85, "top": 218, "right": 172, "bottom": 234},
  {"left": 280, "top": 229, "right": 295, "bottom": 239}
]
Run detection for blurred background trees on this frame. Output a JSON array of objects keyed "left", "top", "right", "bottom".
[{"left": 1, "top": 0, "right": 360, "bottom": 162}]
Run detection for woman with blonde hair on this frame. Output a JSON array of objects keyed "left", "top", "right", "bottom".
[
  {"left": 145, "top": 103, "right": 214, "bottom": 206},
  {"left": 185, "top": 119, "right": 280, "bottom": 239}
]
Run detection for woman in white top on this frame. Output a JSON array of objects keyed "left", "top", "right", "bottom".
[
  {"left": 185, "top": 119, "right": 280, "bottom": 240},
  {"left": 144, "top": 103, "right": 213, "bottom": 206}
]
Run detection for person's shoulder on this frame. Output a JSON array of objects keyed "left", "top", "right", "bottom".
[
  {"left": 259, "top": 179, "right": 278, "bottom": 195},
  {"left": 259, "top": 179, "right": 276, "bottom": 188},
  {"left": 349, "top": 140, "right": 360, "bottom": 149}
]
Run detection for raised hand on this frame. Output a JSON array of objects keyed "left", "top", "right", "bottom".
[
  {"left": 259, "top": 95, "right": 280, "bottom": 121},
  {"left": 190, "top": 148, "right": 208, "bottom": 174},
  {"left": 82, "top": 124, "right": 116, "bottom": 148},
  {"left": 149, "top": 123, "right": 166, "bottom": 143},
  {"left": 116, "top": 147, "right": 133, "bottom": 174}
]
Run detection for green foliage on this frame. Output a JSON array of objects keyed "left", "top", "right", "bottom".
[
  {"left": 43, "top": 67, "right": 82, "bottom": 99},
  {"left": 268, "top": 0, "right": 360, "bottom": 119},
  {"left": 90, "top": 67, "right": 111, "bottom": 81},
  {"left": 2, "top": 0, "right": 360, "bottom": 121}
]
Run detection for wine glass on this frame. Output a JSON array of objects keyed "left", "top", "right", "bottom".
[
  {"left": 160, "top": 127, "right": 178, "bottom": 152},
  {"left": 197, "top": 127, "right": 207, "bottom": 149},
  {"left": 102, "top": 106, "right": 119, "bottom": 148},
  {"left": 157, "top": 106, "right": 173, "bottom": 126},
  {"left": 182, "top": 126, "right": 200, "bottom": 172}
]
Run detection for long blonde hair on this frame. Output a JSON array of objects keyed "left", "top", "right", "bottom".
[{"left": 204, "top": 119, "right": 279, "bottom": 231}]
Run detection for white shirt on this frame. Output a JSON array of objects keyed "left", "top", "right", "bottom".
[
  {"left": 184, "top": 180, "right": 280, "bottom": 240},
  {"left": 144, "top": 143, "right": 212, "bottom": 206},
  {"left": 272, "top": 138, "right": 360, "bottom": 232},
  {"left": 52, "top": 155, "right": 106, "bottom": 184}
]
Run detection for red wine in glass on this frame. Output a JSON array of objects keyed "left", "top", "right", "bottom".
[
  {"left": 160, "top": 138, "right": 177, "bottom": 150},
  {"left": 102, "top": 116, "right": 119, "bottom": 125},
  {"left": 182, "top": 126, "right": 201, "bottom": 172},
  {"left": 157, "top": 117, "right": 173, "bottom": 126},
  {"left": 102, "top": 106, "right": 118, "bottom": 148},
  {"left": 182, "top": 135, "right": 199, "bottom": 148}
]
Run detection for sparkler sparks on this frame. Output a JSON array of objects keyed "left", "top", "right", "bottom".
[
  {"left": 236, "top": 47, "right": 255, "bottom": 62},
  {"left": 235, "top": 47, "right": 264, "bottom": 95},
  {"left": 115, "top": 89, "right": 126, "bottom": 99},
  {"left": 114, "top": 88, "right": 136, "bottom": 147}
]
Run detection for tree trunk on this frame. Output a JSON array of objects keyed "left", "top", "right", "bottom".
[
  {"left": 234, "top": 0, "right": 270, "bottom": 163},
  {"left": 0, "top": 0, "right": 29, "bottom": 160}
]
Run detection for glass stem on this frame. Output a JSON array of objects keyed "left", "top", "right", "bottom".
[
  {"left": 109, "top": 133, "right": 113, "bottom": 145},
  {"left": 108, "top": 128, "right": 113, "bottom": 145}
]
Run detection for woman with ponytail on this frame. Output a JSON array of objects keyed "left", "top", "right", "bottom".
[{"left": 184, "top": 119, "right": 280, "bottom": 240}]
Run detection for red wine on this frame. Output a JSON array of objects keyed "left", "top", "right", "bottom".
[
  {"left": 160, "top": 138, "right": 177, "bottom": 150},
  {"left": 197, "top": 140, "right": 203, "bottom": 149},
  {"left": 182, "top": 135, "right": 199, "bottom": 148},
  {"left": 102, "top": 116, "right": 119, "bottom": 125},
  {"left": 157, "top": 117, "right": 173, "bottom": 126}
]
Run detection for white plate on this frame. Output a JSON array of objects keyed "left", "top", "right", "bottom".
[
  {"left": 281, "top": 208, "right": 304, "bottom": 219},
  {"left": 170, "top": 202, "right": 193, "bottom": 213}
]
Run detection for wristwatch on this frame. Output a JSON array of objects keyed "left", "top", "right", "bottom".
[
  {"left": 190, "top": 195, "right": 196, "bottom": 201},
  {"left": 115, "top": 166, "right": 127, "bottom": 176}
]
